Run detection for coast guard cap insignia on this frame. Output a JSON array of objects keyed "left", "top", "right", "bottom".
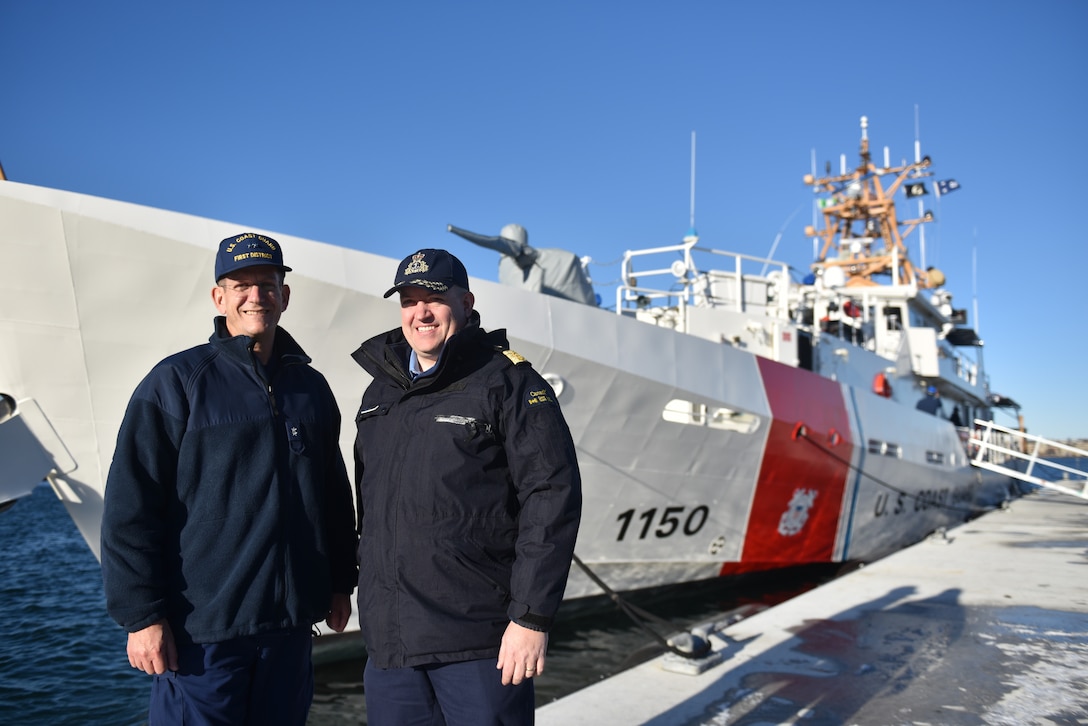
[
  {"left": 404, "top": 253, "right": 429, "bottom": 275},
  {"left": 384, "top": 248, "right": 470, "bottom": 298}
]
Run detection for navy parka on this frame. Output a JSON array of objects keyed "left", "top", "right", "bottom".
[{"left": 351, "top": 315, "right": 582, "bottom": 668}]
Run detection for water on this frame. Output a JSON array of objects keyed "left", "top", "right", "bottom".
[
  {"left": 1038, "top": 455, "right": 1088, "bottom": 483},
  {"left": 21, "top": 458, "right": 1088, "bottom": 725},
  {"left": 0, "top": 485, "right": 147, "bottom": 725}
]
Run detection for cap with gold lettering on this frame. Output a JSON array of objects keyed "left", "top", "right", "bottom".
[{"left": 215, "top": 232, "right": 292, "bottom": 281}]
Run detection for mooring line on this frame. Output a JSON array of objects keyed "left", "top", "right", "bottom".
[
  {"left": 791, "top": 422, "right": 988, "bottom": 516},
  {"left": 570, "top": 553, "right": 712, "bottom": 660}
]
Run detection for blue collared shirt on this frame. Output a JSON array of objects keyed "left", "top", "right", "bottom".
[{"left": 408, "top": 349, "right": 440, "bottom": 380}]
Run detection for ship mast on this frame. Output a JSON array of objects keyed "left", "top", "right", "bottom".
[
  {"left": 685, "top": 130, "right": 698, "bottom": 243},
  {"left": 803, "top": 116, "right": 938, "bottom": 289}
]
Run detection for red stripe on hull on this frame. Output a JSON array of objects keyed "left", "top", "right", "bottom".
[{"left": 730, "top": 358, "right": 855, "bottom": 569}]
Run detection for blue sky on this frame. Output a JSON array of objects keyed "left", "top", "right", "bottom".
[{"left": 2, "top": 1, "right": 1086, "bottom": 440}]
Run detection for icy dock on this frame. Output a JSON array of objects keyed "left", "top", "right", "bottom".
[{"left": 537, "top": 489, "right": 1088, "bottom": 725}]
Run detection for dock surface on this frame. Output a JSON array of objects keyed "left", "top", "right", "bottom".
[{"left": 537, "top": 489, "right": 1088, "bottom": 725}]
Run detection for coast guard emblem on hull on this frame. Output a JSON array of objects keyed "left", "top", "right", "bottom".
[
  {"left": 778, "top": 488, "right": 817, "bottom": 536},
  {"left": 404, "top": 253, "right": 429, "bottom": 275}
]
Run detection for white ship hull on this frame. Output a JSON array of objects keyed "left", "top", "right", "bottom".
[{"left": 0, "top": 179, "right": 1018, "bottom": 619}]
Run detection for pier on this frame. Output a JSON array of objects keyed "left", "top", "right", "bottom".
[{"left": 537, "top": 488, "right": 1088, "bottom": 724}]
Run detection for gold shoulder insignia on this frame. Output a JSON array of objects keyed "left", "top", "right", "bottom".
[{"left": 502, "top": 349, "right": 529, "bottom": 366}]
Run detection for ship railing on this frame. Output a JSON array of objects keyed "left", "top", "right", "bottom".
[
  {"left": 968, "top": 419, "right": 1088, "bottom": 500},
  {"left": 811, "top": 289, "right": 987, "bottom": 396},
  {"left": 934, "top": 334, "right": 983, "bottom": 390},
  {"left": 616, "top": 241, "right": 793, "bottom": 326},
  {"left": 806, "top": 286, "right": 871, "bottom": 350},
  {"left": 914, "top": 335, "right": 985, "bottom": 398}
]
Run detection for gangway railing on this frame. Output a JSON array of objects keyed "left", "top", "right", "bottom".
[{"left": 969, "top": 420, "right": 1088, "bottom": 500}]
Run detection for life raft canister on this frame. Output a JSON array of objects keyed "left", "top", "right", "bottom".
[{"left": 873, "top": 371, "right": 893, "bottom": 398}]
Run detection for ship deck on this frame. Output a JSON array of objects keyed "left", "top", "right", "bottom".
[{"left": 537, "top": 488, "right": 1088, "bottom": 725}]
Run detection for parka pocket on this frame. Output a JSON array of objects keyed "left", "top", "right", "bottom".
[{"left": 356, "top": 403, "right": 390, "bottom": 426}]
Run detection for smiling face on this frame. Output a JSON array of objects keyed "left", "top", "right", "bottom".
[
  {"left": 211, "top": 265, "right": 290, "bottom": 360},
  {"left": 398, "top": 285, "right": 474, "bottom": 371}
]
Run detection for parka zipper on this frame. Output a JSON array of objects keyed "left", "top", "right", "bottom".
[{"left": 252, "top": 350, "right": 290, "bottom": 622}]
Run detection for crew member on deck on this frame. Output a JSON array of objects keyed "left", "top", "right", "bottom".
[{"left": 916, "top": 384, "right": 944, "bottom": 417}]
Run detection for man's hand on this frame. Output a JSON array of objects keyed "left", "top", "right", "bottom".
[
  {"left": 326, "top": 592, "right": 352, "bottom": 633},
  {"left": 497, "top": 621, "right": 548, "bottom": 686},
  {"left": 127, "top": 619, "right": 178, "bottom": 675}
]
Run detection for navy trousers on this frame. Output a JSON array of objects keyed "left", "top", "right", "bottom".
[
  {"left": 364, "top": 658, "right": 535, "bottom": 726},
  {"left": 148, "top": 628, "right": 313, "bottom": 726}
]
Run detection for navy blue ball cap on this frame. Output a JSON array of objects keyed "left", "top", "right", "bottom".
[
  {"left": 384, "top": 248, "right": 470, "bottom": 298},
  {"left": 215, "top": 232, "right": 292, "bottom": 281}
]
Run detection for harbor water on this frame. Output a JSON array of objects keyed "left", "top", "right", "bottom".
[
  {"left": 0, "top": 485, "right": 147, "bottom": 726},
  {"left": 3, "top": 458, "right": 1083, "bottom": 724}
]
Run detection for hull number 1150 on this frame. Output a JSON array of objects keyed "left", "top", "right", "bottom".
[{"left": 616, "top": 505, "right": 709, "bottom": 541}]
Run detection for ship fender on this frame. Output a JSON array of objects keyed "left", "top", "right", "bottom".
[{"left": 872, "top": 371, "right": 893, "bottom": 398}]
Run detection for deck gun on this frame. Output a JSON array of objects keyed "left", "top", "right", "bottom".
[{"left": 447, "top": 223, "right": 597, "bottom": 305}]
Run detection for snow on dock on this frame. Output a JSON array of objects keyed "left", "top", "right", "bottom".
[{"left": 537, "top": 489, "right": 1088, "bottom": 725}]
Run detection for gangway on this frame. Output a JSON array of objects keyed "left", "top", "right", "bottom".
[{"left": 969, "top": 420, "right": 1088, "bottom": 500}]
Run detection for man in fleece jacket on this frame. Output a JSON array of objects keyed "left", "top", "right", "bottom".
[{"left": 101, "top": 232, "right": 358, "bottom": 725}]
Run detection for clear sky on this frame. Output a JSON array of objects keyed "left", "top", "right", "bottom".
[{"left": 2, "top": 1, "right": 1086, "bottom": 440}]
